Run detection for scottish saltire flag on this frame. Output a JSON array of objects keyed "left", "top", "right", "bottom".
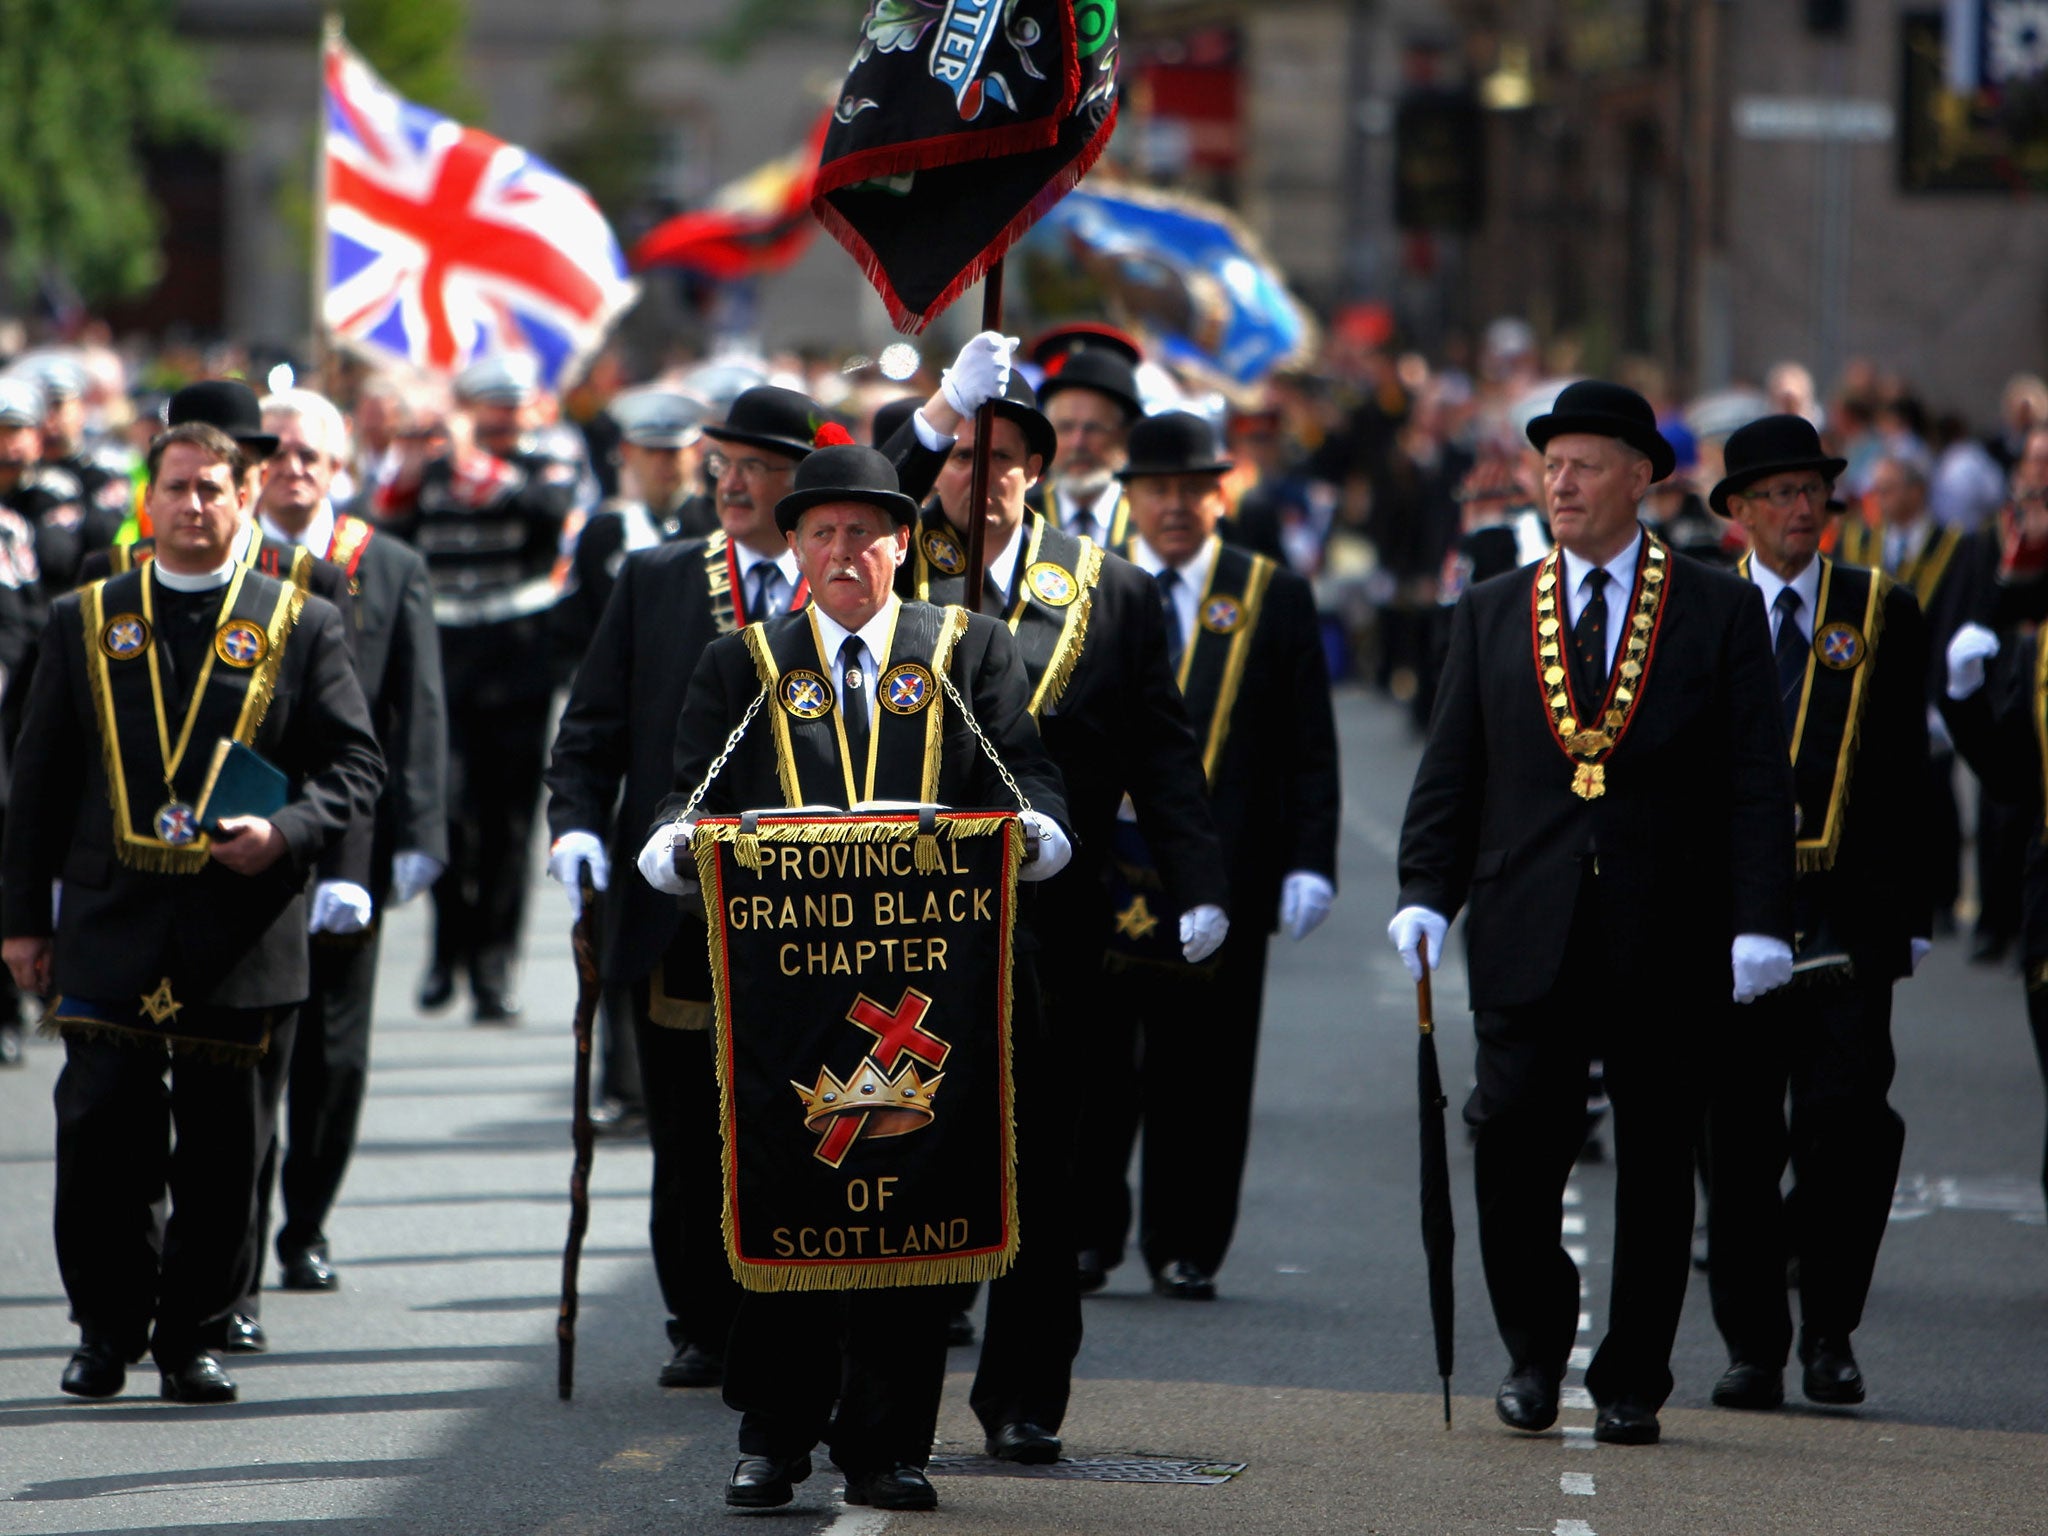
[
  {"left": 321, "top": 37, "right": 637, "bottom": 387},
  {"left": 1031, "top": 182, "right": 1316, "bottom": 388}
]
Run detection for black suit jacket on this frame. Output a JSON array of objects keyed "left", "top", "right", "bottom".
[
  {"left": 2, "top": 583, "right": 384, "bottom": 1007},
  {"left": 658, "top": 604, "right": 1068, "bottom": 836},
  {"left": 1399, "top": 540, "right": 1796, "bottom": 1011},
  {"left": 1940, "top": 629, "right": 2048, "bottom": 961}
]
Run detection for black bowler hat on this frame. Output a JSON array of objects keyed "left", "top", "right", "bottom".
[
  {"left": 987, "top": 373, "right": 1058, "bottom": 468},
  {"left": 870, "top": 396, "right": 920, "bottom": 449},
  {"left": 168, "top": 378, "right": 279, "bottom": 459},
  {"left": 1029, "top": 322, "right": 1144, "bottom": 371},
  {"left": 1036, "top": 347, "right": 1143, "bottom": 423},
  {"left": 775, "top": 441, "right": 919, "bottom": 533},
  {"left": 1116, "top": 411, "right": 1234, "bottom": 480},
  {"left": 1709, "top": 414, "right": 1849, "bottom": 517},
  {"left": 704, "top": 385, "right": 823, "bottom": 461},
  {"left": 1526, "top": 379, "right": 1675, "bottom": 483}
]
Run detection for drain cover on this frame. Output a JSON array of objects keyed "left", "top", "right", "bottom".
[{"left": 928, "top": 1454, "right": 1246, "bottom": 1484}]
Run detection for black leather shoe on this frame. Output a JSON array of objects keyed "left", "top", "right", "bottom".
[
  {"left": 658, "top": 1341, "right": 723, "bottom": 1388},
  {"left": 471, "top": 988, "right": 521, "bottom": 1024},
  {"left": 725, "top": 1453, "right": 810, "bottom": 1508},
  {"left": 986, "top": 1420, "right": 1061, "bottom": 1464},
  {"left": 1800, "top": 1335, "right": 1866, "bottom": 1405},
  {"left": 418, "top": 965, "right": 456, "bottom": 1011},
  {"left": 946, "top": 1308, "right": 977, "bottom": 1346},
  {"left": 60, "top": 1342, "right": 126, "bottom": 1399},
  {"left": 159, "top": 1353, "right": 237, "bottom": 1404},
  {"left": 590, "top": 1097, "right": 647, "bottom": 1139},
  {"left": 1970, "top": 931, "right": 2013, "bottom": 966},
  {"left": 204, "top": 1313, "right": 267, "bottom": 1354},
  {"left": 1152, "top": 1260, "right": 1217, "bottom": 1300},
  {"left": 1711, "top": 1360, "right": 1784, "bottom": 1410},
  {"left": 1076, "top": 1249, "right": 1107, "bottom": 1295},
  {"left": 1495, "top": 1366, "right": 1560, "bottom": 1432},
  {"left": 844, "top": 1464, "right": 938, "bottom": 1511},
  {"left": 278, "top": 1247, "right": 338, "bottom": 1292},
  {"left": 1593, "top": 1400, "right": 1661, "bottom": 1445}
]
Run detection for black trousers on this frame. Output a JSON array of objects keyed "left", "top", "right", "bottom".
[
  {"left": 244, "top": 930, "right": 381, "bottom": 1313},
  {"left": 1979, "top": 790, "right": 2027, "bottom": 942},
  {"left": 1928, "top": 751, "right": 1963, "bottom": 919},
  {"left": 1076, "top": 928, "right": 1273, "bottom": 1278},
  {"left": 2023, "top": 982, "right": 2048, "bottom": 1206},
  {"left": 433, "top": 683, "right": 551, "bottom": 985},
  {"left": 723, "top": 1286, "right": 950, "bottom": 1475},
  {"left": 1706, "top": 979, "right": 1904, "bottom": 1362},
  {"left": 54, "top": 1015, "right": 295, "bottom": 1366},
  {"left": 631, "top": 978, "right": 739, "bottom": 1353},
  {"left": 1468, "top": 874, "right": 1703, "bottom": 1411}
]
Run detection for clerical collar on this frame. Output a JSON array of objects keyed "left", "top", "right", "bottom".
[
  {"left": 151, "top": 554, "right": 239, "bottom": 592},
  {"left": 259, "top": 500, "right": 336, "bottom": 555}
]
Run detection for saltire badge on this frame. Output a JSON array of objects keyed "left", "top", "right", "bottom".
[
  {"left": 1201, "top": 594, "right": 1243, "bottom": 634},
  {"left": 1814, "top": 622, "right": 1864, "bottom": 671},
  {"left": 780, "top": 669, "right": 835, "bottom": 719},
  {"left": 214, "top": 621, "right": 268, "bottom": 668},
  {"left": 99, "top": 613, "right": 150, "bottom": 660},
  {"left": 922, "top": 529, "right": 966, "bottom": 576},
  {"left": 1026, "top": 561, "right": 1078, "bottom": 607},
  {"left": 880, "top": 662, "right": 935, "bottom": 715},
  {"left": 154, "top": 801, "right": 200, "bottom": 846}
]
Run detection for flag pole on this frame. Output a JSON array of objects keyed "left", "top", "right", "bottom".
[
  {"left": 960, "top": 257, "right": 1004, "bottom": 614},
  {"left": 311, "top": 11, "right": 341, "bottom": 392}
]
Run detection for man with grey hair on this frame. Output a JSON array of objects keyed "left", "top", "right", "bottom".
[{"left": 242, "top": 388, "right": 447, "bottom": 1297}]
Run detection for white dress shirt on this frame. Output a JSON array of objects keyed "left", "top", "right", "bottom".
[
  {"left": 1055, "top": 481, "right": 1123, "bottom": 541},
  {"left": 1127, "top": 532, "right": 1221, "bottom": 660},
  {"left": 734, "top": 543, "right": 802, "bottom": 618},
  {"left": 1558, "top": 532, "right": 1644, "bottom": 679},
  {"left": 811, "top": 596, "right": 901, "bottom": 732},
  {"left": 1747, "top": 554, "right": 1823, "bottom": 647},
  {"left": 985, "top": 522, "right": 1026, "bottom": 606},
  {"left": 258, "top": 500, "right": 337, "bottom": 555},
  {"left": 1881, "top": 515, "right": 1932, "bottom": 575}
]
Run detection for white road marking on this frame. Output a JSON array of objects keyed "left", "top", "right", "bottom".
[
  {"left": 826, "top": 1506, "right": 892, "bottom": 1536},
  {"left": 1577, "top": 1312, "right": 1592, "bottom": 1331},
  {"left": 1568, "top": 1346, "right": 1592, "bottom": 1370},
  {"left": 1563, "top": 1186, "right": 1583, "bottom": 1207},
  {"left": 1560, "top": 1472, "right": 1596, "bottom": 1496},
  {"left": 1561, "top": 1386, "right": 1595, "bottom": 1409},
  {"left": 1562, "top": 1425, "right": 1597, "bottom": 1452},
  {"left": 1560, "top": 1214, "right": 1586, "bottom": 1235},
  {"left": 1554, "top": 1520, "right": 1597, "bottom": 1535},
  {"left": 1566, "top": 1245, "right": 1588, "bottom": 1265}
]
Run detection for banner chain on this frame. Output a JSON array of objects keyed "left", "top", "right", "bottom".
[{"left": 937, "top": 669, "right": 1033, "bottom": 814}]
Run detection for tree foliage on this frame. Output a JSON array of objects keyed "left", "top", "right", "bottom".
[
  {"left": 0, "top": 0, "right": 224, "bottom": 304},
  {"left": 549, "top": 1, "right": 663, "bottom": 227},
  {"left": 340, "top": 0, "right": 480, "bottom": 123}
]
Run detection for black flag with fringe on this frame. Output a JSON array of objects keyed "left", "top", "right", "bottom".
[{"left": 813, "top": 0, "right": 1119, "bottom": 332}]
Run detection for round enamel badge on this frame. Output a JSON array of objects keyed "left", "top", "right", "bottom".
[
  {"left": 880, "top": 662, "right": 935, "bottom": 715},
  {"left": 1814, "top": 622, "right": 1864, "bottom": 671},
  {"left": 779, "top": 669, "right": 834, "bottom": 719},
  {"left": 922, "top": 530, "right": 966, "bottom": 576},
  {"left": 214, "top": 621, "right": 268, "bottom": 668},
  {"left": 153, "top": 800, "right": 200, "bottom": 846},
  {"left": 99, "top": 613, "right": 150, "bottom": 660},
  {"left": 1026, "top": 562, "right": 1078, "bottom": 607},
  {"left": 1201, "top": 594, "right": 1243, "bottom": 634}
]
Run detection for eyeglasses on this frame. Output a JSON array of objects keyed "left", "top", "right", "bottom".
[
  {"left": 1740, "top": 481, "right": 1830, "bottom": 509},
  {"left": 705, "top": 450, "right": 793, "bottom": 481},
  {"left": 1051, "top": 419, "right": 1123, "bottom": 441}
]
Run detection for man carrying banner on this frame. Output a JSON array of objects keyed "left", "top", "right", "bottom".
[
  {"left": 1077, "top": 411, "right": 1340, "bottom": 1302},
  {"left": 2, "top": 422, "right": 382, "bottom": 1404},
  {"left": 1706, "top": 416, "right": 1931, "bottom": 1412},
  {"left": 637, "top": 438, "right": 1071, "bottom": 1512}
]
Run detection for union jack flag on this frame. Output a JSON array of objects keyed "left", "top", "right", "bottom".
[{"left": 321, "top": 37, "right": 638, "bottom": 388}]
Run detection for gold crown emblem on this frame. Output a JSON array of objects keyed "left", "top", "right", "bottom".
[{"left": 791, "top": 1055, "right": 944, "bottom": 1141}]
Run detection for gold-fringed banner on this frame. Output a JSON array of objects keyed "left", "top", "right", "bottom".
[{"left": 694, "top": 809, "right": 1021, "bottom": 1291}]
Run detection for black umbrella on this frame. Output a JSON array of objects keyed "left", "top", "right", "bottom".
[{"left": 1416, "top": 935, "right": 1455, "bottom": 1427}]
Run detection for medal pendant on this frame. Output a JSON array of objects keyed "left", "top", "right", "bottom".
[
  {"left": 1571, "top": 763, "right": 1606, "bottom": 801},
  {"left": 154, "top": 800, "right": 201, "bottom": 845}
]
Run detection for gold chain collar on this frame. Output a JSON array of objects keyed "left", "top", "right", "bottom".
[{"left": 1532, "top": 534, "right": 1670, "bottom": 800}]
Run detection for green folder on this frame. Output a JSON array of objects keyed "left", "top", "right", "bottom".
[{"left": 196, "top": 739, "right": 289, "bottom": 833}]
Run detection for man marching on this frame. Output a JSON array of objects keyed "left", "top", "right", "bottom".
[
  {"left": 637, "top": 439, "right": 1070, "bottom": 1513},
  {"left": 1390, "top": 381, "right": 1796, "bottom": 1446},
  {"left": 1705, "top": 414, "right": 1931, "bottom": 1412},
  {"left": 2, "top": 422, "right": 382, "bottom": 1404}
]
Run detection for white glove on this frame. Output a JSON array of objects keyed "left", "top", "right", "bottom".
[
  {"left": 637, "top": 820, "right": 696, "bottom": 896},
  {"left": 1910, "top": 937, "right": 1933, "bottom": 976},
  {"left": 1731, "top": 933, "right": 1795, "bottom": 1003},
  {"left": 309, "top": 880, "right": 373, "bottom": 935},
  {"left": 1280, "top": 871, "right": 1335, "bottom": 942},
  {"left": 548, "top": 830, "right": 611, "bottom": 916},
  {"left": 1946, "top": 623, "right": 2000, "bottom": 700},
  {"left": 1387, "top": 905, "right": 1449, "bottom": 982},
  {"left": 940, "top": 331, "right": 1019, "bottom": 418},
  {"left": 1180, "top": 903, "right": 1230, "bottom": 964},
  {"left": 388, "top": 849, "right": 442, "bottom": 906},
  {"left": 1017, "top": 811, "right": 1072, "bottom": 882}
]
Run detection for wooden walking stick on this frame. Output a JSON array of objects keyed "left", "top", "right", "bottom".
[{"left": 558, "top": 868, "right": 601, "bottom": 1400}]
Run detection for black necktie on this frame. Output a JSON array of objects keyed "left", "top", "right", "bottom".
[
  {"left": 1570, "top": 568, "right": 1610, "bottom": 714},
  {"left": 1773, "top": 587, "right": 1807, "bottom": 732},
  {"left": 750, "top": 563, "right": 780, "bottom": 621},
  {"left": 1158, "top": 568, "right": 1185, "bottom": 672},
  {"left": 1072, "top": 509, "right": 1098, "bottom": 543},
  {"left": 839, "top": 636, "right": 870, "bottom": 778},
  {"left": 981, "top": 567, "right": 1007, "bottom": 617}
]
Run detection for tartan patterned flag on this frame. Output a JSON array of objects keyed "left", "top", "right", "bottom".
[
  {"left": 813, "top": 0, "right": 1119, "bottom": 332},
  {"left": 321, "top": 36, "right": 638, "bottom": 387}
]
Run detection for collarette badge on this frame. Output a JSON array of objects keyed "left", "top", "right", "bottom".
[
  {"left": 880, "top": 662, "right": 935, "bottom": 715},
  {"left": 214, "top": 621, "right": 267, "bottom": 668},
  {"left": 1026, "top": 561, "right": 1078, "bottom": 607},
  {"left": 1200, "top": 594, "right": 1243, "bottom": 634},
  {"left": 922, "top": 529, "right": 966, "bottom": 576},
  {"left": 779, "top": 669, "right": 835, "bottom": 719},
  {"left": 99, "top": 613, "right": 150, "bottom": 660},
  {"left": 1814, "top": 622, "right": 1863, "bottom": 671}
]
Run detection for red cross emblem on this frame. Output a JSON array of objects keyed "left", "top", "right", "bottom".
[{"left": 848, "top": 988, "right": 948, "bottom": 1072}]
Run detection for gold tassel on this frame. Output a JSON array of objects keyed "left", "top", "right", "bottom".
[
  {"left": 913, "top": 832, "right": 942, "bottom": 873},
  {"left": 734, "top": 830, "right": 764, "bottom": 871}
]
